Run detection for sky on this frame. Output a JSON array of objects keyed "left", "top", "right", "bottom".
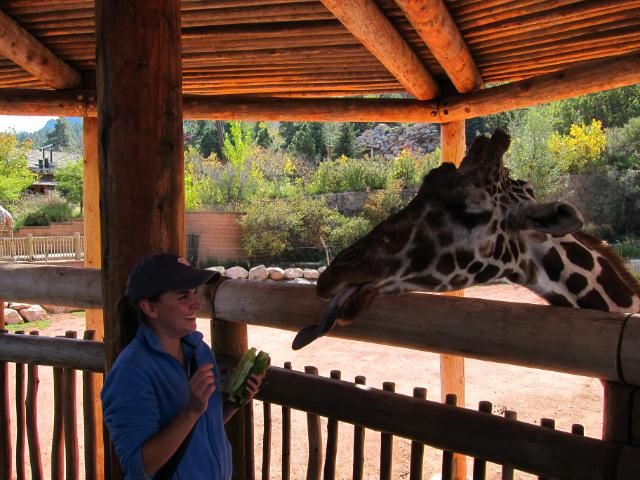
[{"left": 0, "top": 115, "right": 55, "bottom": 133}]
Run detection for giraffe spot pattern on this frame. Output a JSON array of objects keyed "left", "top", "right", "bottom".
[
  {"left": 426, "top": 210, "right": 445, "bottom": 229},
  {"left": 566, "top": 273, "right": 588, "bottom": 296},
  {"left": 409, "top": 238, "right": 435, "bottom": 272},
  {"left": 561, "top": 242, "right": 595, "bottom": 271},
  {"left": 436, "top": 253, "right": 456, "bottom": 276},
  {"left": 475, "top": 264, "right": 500, "bottom": 283},
  {"left": 544, "top": 292, "right": 574, "bottom": 307},
  {"left": 577, "top": 289, "right": 609, "bottom": 311},
  {"left": 542, "top": 247, "right": 564, "bottom": 282},
  {"left": 501, "top": 249, "right": 512, "bottom": 264},
  {"left": 412, "top": 274, "right": 442, "bottom": 287},
  {"left": 596, "top": 257, "right": 633, "bottom": 308},
  {"left": 455, "top": 249, "right": 474, "bottom": 269},
  {"left": 492, "top": 234, "right": 505, "bottom": 260},
  {"left": 438, "top": 232, "right": 454, "bottom": 247},
  {"left": 449, "top": 274, "right": 468, "bottom": 289},
  {"left": 468, "top": 261, "right": 484, "bottom": 274}
]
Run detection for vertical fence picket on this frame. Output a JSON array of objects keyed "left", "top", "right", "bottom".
[
  {"left": 0, "top": 329, "right": 12, "bottom": 480},
  {"left": 262, "top": 400, "right": 271, "bottom": 480},
  {"left": 380, "top": 382, "right": 395, "bottom": 480},
  {"left": 63, "top": 331, "right": 79, "bottom": 480},
  {"left": 27, "top": 331, "right": 43, "bottom": 480},
  {"left": 441, "top": 394, "right": 457, "bottom": 480},
  {"left": 282, "top": 362, "right": 292, "bottom": 480},
  {"left": 15, "top": 331, "right": 26, "bottom": 480},
  {"left": 82, "top": 331, "right": 97, "bottom": 480},
  {"left": 324, "top": 370, "right": 341, "bottom": 480},
  {"left": 538, "top": 419, "right": 556, "bottom": 480},
  {"left": 409, "top": 387, "right": 427, "bottom": 480},
  {"left": 472, "top": 401, "right": 492, "bottom": 480},
  {"left": 353, "top": 376, "right": 366, "bottom": 480},
  {"left": 52, "top": 363, "right": 64, "bottom": 480},
  {"left": 571, "top": 424, "right": 585, "bottom": 436},
  {"left": 501, "top": 410, "right": 517, "bottom": 480},
  {"left": 304, "top": 366, "right": 322, "bottom": 480}
]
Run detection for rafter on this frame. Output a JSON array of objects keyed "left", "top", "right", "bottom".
[
  {"left": 395, "top": 0, "right": 482, "bottom": 93},
  {"left": 319, "top": 0, "right": 439, "bottom": 100},
  {"left": 0, "top": 9, "right": 81, "bottom": 89}
]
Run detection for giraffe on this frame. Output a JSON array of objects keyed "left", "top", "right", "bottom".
[
  {"left": 0, "top": 204, "right": 13, "bottom": 238},
  {"left": 293, "top": 129, "right": 640, "bottom": 349}
]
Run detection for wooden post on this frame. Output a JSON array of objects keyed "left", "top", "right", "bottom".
[
  {"left": 96, "top": 0, "right": 184, "bottom": 478},
  {"left": 26, "top": 234, "right": 34, "bottom": 261},
  {"left": 83, "top": 109, "right": 104, "bottom": 480},
  {"left": 73, "top": 232, "right": 82, "bottom": 260},
  {"left": 440, "top": 120, "right": 467, "bottom": 480}
]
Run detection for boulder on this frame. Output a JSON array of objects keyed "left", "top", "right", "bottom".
[
  {"left": 3, "top": 308, "right": 23, "bottom": 325},
  {"left": 318, "top": 266, "right": 327, "bottom": 274},
  {"left": 19, "top": 305, "right": 47, "bottom": 323},
  {"left": 268, "top": 267, "right": 285, "bottom": 280},
  {"left": 207, "top": 266, "right": 226, "bottom": 275},
  {"left": 284, "top": 268, "right": 303, "bottom": 280},
  {"left": 248, "top": 265, "right": 269, "bottom": 281},
  {"left": 302, "top": 269, "right": 319, "bottom": 280},
  {"left": 42, "top": 304, "right": 77, "bottom": 314},
  {"left": 225, "top": 266, "right": 249, "bottom": 280},
  {"left": 8, "top": 302, "right": 30, "bottom": 311}
]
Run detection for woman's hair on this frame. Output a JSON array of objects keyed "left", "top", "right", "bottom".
[{"left": 114, "top": 293, "right": 160, "bottom": 354}]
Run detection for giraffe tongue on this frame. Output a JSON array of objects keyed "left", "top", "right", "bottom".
[{"left": 292, "top": 285, "right": 365, "bottom": 350}]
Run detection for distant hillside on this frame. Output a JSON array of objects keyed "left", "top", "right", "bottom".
[{"left": 16, "top": 117, "right": 83, "bottom": 152}]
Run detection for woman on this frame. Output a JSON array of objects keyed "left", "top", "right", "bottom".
[{"left": 101, "top": 253, "right": 263, "bottom": 479}]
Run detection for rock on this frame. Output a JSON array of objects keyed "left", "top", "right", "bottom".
[
  {"left": 8, "top": 302, "right": 30, "bottom": 311},
  {"left": 284, "top": 268, "right": 303, "bottom": 280},
  {"left": 207, "top": 266, "right": 226, "bottom": 275},
  {"left": 224, "top": 266, "right": 249, "bottom": 279},
  {"left": 302, "top": 269, "right": 319, "bottom": 280},
  {"left": 318, "top": 266, "right": 326, "bottom": 274},
  {"left": 19, "top": 305, "right": 47, "bottom": 323},
  {"left": 248, "top": 265, "right": 269, "bottom": 281},
  {"left": 268, "top": 267, "right": 285, "bottom": 280},
  {"left": 42, "top": 305, "right": 77, "bottom": 314},
  {"left": 3, "top": 308, "right": 23, "bottom": 325},
  {"left": 289, "top": 277, "right": 312, "bottom": 285}
]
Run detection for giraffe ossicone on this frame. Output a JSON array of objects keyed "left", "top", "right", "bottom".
[{"left": 292, "top": 129, "right": 640, "bottom": 350}]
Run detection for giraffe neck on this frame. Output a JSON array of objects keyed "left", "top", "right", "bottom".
[{"left": 524, "top": 231, "right": 640, "bottom": 314}]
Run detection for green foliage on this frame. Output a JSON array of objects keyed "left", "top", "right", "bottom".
[
  {"left": 605, "top": 117, "right": 640, "bottom": 169},
  {"left": 223, "top": 121, "right": 253, "bottom": 167},
  {"left": 46, "top": 117, "right": 73, "bottom": 150},
  {"left": 54, "top": 159, "right": 83, "bottom": 210},
  {"left": 288, "top": 123, "right": 317, "bottom": 162},
  {"left": 307, "top": 156, "right": 388, "bottom": 194},
  {"left": 361, "top": 182, "right": 406, "bottom": 226},
  {"left": 612, "top": 238, "right": 640, "bottom": 260},
  {"left": 6, "top": 318, "right": 51, "bottom": 332},
  {"left": 333, "top": 123, "right": 358, "bottom": 159},
  {"left": 0, "top": 132, "right": 35, "bottom": 204},
  {"left": 504, "top": 106, "right": 565, "bottom": 200},
  {"left": 14, "top": 194, "right": 75, "bottom": 227},
  {"left": 254, "top": 122, "right": 274, "bottom": 148},
  {"left": 549, "top": 120, "right": 607, "bottom": 174},
  {"left": 582, "top": 223, "right": 615, "bottom": 242},
  {"left": 325, "top": 214, "right": 371, "bottom": 252},
  {"left": 280, "top": 122, "right": 327, "bottom": 162},
  {"left": 388, "top": 148, "right": 440, "bottom": 188}
]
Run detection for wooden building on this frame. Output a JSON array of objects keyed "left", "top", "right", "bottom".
[{"left": 0, "top": 1, "right": 640, "bottom": 479}]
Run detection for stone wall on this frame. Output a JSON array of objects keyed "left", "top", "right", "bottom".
[{"left": 357, "top": 123, "right": 440, "bottom": 160}]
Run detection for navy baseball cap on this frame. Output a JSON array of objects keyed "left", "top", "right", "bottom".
[{"left": 124, "top": 253, "right": 220, "bottom": 301}]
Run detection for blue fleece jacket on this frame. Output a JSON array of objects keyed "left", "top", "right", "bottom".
[{"left": 101, "top": 324, "right": 232, "bottom": 479}]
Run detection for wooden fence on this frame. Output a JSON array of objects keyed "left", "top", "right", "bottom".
[
  {"left": 0, "top": 233, "right": 83, "bottom": 263},
  {"left": 0, "top": 265, "right": 639, "bottom": 479}
]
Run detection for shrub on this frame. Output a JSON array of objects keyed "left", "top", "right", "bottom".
[
  {"left": 582, "top": 223, "right": 615, "bottom": 243},
  {"left": 307, "top": 156, "right": 389, "bottom": 194},
  {"left": 15, "top": 194, "right": 75, "bottom": 227},
  {"left": 325, "top": 214, "right": 371, "bottom": 254},
  {"left": 362, "top": 182, "right": 406, "bottom": 226},
  {"left": 549, "top": 119, "right": 607, "bottom": 174},
  {"left": 612, "top": 238, "right": 640, "bottom": 260},
  {"left": 388, "top": 148, "right": 440, "bottom": 188}
]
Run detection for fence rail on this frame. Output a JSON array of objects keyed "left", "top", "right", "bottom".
[{"left": 0, "top": 233, "right": 84, "bottom": 263}]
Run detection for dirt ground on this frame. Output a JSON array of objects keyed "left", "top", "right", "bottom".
[{"left": 6, "top": 284, "right": 603, "bottom": 480}]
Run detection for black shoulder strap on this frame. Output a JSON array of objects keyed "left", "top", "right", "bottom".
[{"left": 155, "top": 354, "right": 199, "bottom": 480}]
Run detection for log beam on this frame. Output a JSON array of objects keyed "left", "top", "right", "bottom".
[
  {"left": 319, "top": 0, "right": 439, "bottom": 100},
  {"left": 0, "top": 9, "right": 81, "bottom": 89},
  {"left": 395, "top": 0, "right": 482, "bottom": 93}
]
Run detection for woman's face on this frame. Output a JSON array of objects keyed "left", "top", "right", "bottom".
[{"left": 142, "top": 288, "right": 200, "bottom": 340}]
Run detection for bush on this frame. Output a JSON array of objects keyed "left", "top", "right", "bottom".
[
  {"left": 15, "top": 194, "right": 75, "bottom": 227},
  {"left": 325, "top": 214, "right": 371, "bottom": 254},
  {"left": 582, "top": 223, "right": 615, "bottom": 242},
  {"left": 362, "top": 183, "right": 406, "bottom": 226},
  {"left": 612, "top": 238, "right": 640, "bottom": 260},
  {"left": 549, "top": 120, "right": 607, "bottom": 174},
  {"left": 388, "top": 148, "right": 440, "bottom": 188},
  {"left": 307, "top": 156, "right": 389, "bottom": 194}
]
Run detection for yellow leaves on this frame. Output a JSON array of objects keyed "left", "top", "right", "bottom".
[{"left": 548, "top": 119, "right": 607, "bottom": 174}]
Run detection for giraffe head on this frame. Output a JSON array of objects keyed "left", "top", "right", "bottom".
[{"left": 292, "top": 129, "right": 585, "bottom": 349}]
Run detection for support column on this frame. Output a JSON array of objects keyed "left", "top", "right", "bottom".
[
  {"left": 440, "top": 120, "right": 467, "bottom": 480},
  {"left": 96, "top": 1, "right": 183, "bottom": 478},
  {"left": 83, "top": 113, "right": 104, "bottom": 479}
]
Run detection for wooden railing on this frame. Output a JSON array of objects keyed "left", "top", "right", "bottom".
[
  {"left": 1, "top": 265, "right": 640, "bottom": 479},
  {"left": 0, "top": 233, "right": 84, "bottom": 263}
]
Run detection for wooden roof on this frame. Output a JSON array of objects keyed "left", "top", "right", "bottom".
[{"left": 0, "top": 0, "right": 638, "bottom": 115}]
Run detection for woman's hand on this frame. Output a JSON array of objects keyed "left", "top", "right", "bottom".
[
  {"left": 244, "top": 373, "right": 264, "bottom": 403},
  {"left": 186, "top": 363, "right": 216, "bottom": 416}
]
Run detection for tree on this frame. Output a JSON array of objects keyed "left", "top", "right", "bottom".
[
  {"left": 605, "top": 117, "right": 640, "bottom": 169},
  {"left": 333, "top": 123, "right": 358, "bottom": 158},
  {"left": 279, "top": 122, "right": 327, "bottom": 161},
  {"left": 0, "top": 132, "right": 35, "bottom": 204},
  {"left": 55, "top": 159, "right": 84, "bottom": 212},
  {"left": 254, "top": 122, "right": 274, "bottom": 148},
  {"left": 549, "top": 119, "right": 607, "bottom": 174},
  {"left": 46, "top": 117, "right": 73, "bottom": 150},
  {"left": 288, "top": 123, "right": 317, "bottom": 162}
]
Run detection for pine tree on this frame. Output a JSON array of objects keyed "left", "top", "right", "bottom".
[
  {"left": 46, "top": 117, "right": 73, "bottom": 150},
  {"left": 254, "top": 122, "right": 273, "bottom": 148},
  {"left": 333, "top": 123, "right": 357, "bottom": 158},
  {"left": 288, "top": 123, "right": 316, "bottom": 162}
]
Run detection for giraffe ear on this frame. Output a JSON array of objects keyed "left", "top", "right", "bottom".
[{"left": 515, "top": 202, "right": 584, "bottom": 235}]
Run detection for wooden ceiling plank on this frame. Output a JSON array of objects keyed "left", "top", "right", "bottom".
[
  {"left": 395, "top": 0, "right": 481, "bottom": 93},
  {"left": 319, "top": 0, "right": 439, "bottom": 100},
  {"left": 0, "top": 9, "right": 81, "bottom": 89}
]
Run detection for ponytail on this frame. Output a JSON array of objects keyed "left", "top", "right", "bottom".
[{"left": 115, "top": 295, "right": 144, "bottom": 355}]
